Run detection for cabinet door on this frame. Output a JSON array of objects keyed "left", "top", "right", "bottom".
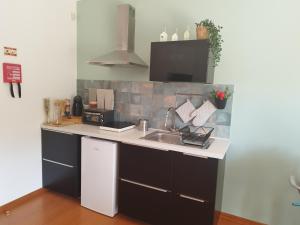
[
  {"left": 172, "top": 194, "right": 214, "bottom": 225},
  {"left": 172, "top": 152, "right": 218, "bottom": 201},
  {"left": 119, "top": 144, "right": 172, "bottom": 190},
  {"left": 42, "top": 159, "right": 80, "bottom": 197},
  {"left": 118, "top": 179, "right": 172, "bottom": 225},
  {"left": 42, "top": 129, "right": 80, "bottom": 166}
]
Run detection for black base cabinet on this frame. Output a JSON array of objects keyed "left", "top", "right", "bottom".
[
  {"left": 41, "top": 129, "right": 81, "bottom": 198},
  {"left": 172, "top": 195, "right": 214, "bottom": 225},
  {"left": 119, "top": 180, "right": 172, "bottom": 225},
  {"left": 42, "top": 160, "right": 80, "bottom": 197},
  {"left": 118, "top": 144, "right": 224, "bottom": 225},
  {"left": 172, "top": 152, "right": 218, "bottom": 202}
]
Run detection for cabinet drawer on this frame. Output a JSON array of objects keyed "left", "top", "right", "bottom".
[
  {"left": 172, "top": 152, "right": 218, "bottom": 200},
  {"left": 172, "top": 194, "right": 214, "bottom": 225},
  {"left": 119, "top": 179, "right": 172, "bottom": 225},
  {"left": 42, "top": 159, "right": 80, "bottom": 197},
  {"left": 42, "top": 129, "right": 80, "bottom": 166},
  {"left": 119, "top": 144, "right": 172, "bottom": 189}
]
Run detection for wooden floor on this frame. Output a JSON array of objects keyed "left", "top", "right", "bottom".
[{"left": 0, "top": 190, "right": 258, "bottom": 225}]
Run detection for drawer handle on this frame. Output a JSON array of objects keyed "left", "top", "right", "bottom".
[
  {"left": 120, "top": 178, "right": 170, "bottom": 193},
  {"left": 43, "top": 158, "right": 74, "bottom": 168},
  {"left": 179, "top": 194, "right": 206, "bottom": 203}
]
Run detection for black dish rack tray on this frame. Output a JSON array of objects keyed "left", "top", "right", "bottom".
[{"left": 179, "top": 125, "right": 214, "bottom": 147}]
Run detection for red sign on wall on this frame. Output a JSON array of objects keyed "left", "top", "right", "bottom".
[{"left": 2, "top": 63, "right": 22, "bottom": 83}]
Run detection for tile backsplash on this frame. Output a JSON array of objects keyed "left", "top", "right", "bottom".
[{"left": 77, "top": 80, "right": 234, "bottom": 138}]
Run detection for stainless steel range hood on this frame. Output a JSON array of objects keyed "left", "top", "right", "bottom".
[{"left": 88, "top": 4, "right": 148, "bottom": 67}]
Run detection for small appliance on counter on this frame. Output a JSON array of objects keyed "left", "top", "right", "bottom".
[
  {"left": 82, "top": 108, "right": 114, "bottom": 126},
  {"left": 72, "top": 96, "right": 84, "bottom": 116},
  {"left": 82, "top": 108, "right": 135, "bottom": 132}
]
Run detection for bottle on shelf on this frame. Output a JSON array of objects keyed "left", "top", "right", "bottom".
[
  {"left": 160, "top": 26, "right": 168, "bottom": 42},
  {"left": 184, "top": 26, "right": 190, "bottom": 40},
  {"left": 171, "top": 28, "right": 179, "bottom": 41}
]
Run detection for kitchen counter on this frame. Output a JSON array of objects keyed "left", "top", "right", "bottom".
[{"left": 41, "top": 124, "right": 230, "bottom": 159}]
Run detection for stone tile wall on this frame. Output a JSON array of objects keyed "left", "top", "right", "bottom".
[{"left": 77, "top": 80, "right": 234, "bottom": 138}]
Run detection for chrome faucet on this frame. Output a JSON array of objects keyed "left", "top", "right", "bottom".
[{"left": 164, "top": 107, "right": 178, "bottom": 132}]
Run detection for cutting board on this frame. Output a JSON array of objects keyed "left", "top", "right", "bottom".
[{"left": 45, "top": 116, "right": 82, "bottom": 127}]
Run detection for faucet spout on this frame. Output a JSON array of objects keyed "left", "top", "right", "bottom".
[{"left": 164, "top": 107, "right": 177, "bottom": 132}]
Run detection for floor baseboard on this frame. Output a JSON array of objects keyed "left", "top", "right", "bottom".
[
  {"left": 0, "top": 188, "right": 46, "bottom": 213},
  {"left": 219, "top": 212, "right": 267, "bottom": 225}
]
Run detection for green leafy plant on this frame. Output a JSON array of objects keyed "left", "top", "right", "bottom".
[
  {"left": 211, "top": 87, "right": 232, "bottom": 100},
  {"left": 196, "top": 19, "right": 224, "bottom": 66}
]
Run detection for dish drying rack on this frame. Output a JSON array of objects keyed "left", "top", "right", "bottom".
[{"left": 179, "top": 125, "right": 214, "bottom": 148}]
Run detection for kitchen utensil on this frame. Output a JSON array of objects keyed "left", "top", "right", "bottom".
[
  {"left": 53, "top": 100, "right": 62, "bottom": 125},
  {"left": 43, "top": 98, "right": 50, "bottom": 124},
  {"left": 179, "top": 125, "right": 214, "bottom": 147},
  {"left": 46, "top": 116, "right": 82, "bottom": 127},
  {"left": 64, "top": 99, "right": 71, "bottom": 118},
  {"left": 138, "top": 119, "right": 149, "bottom": 132},
  {"left": 72, "top": 96, "right": 83, "bottom": 116}
]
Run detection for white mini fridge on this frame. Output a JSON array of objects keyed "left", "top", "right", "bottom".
[{"left": 81, "top": 137, "right": 118, "bottom": 217}]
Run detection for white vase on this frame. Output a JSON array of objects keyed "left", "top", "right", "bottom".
[
  {"left": 171, "top": 28, "right": 178, "bottom": 41},
  {"left": 160, "top": 27, "right": 168, "bottom": 42},
  {"left": 184, "top": 26, "right": 190, "bottom": 40}
]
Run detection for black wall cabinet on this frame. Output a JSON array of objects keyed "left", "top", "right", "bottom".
[
  {"left": 41, "top": 129, "right": 81, "bottom": 197},
  {"left": 150, "top": 40, "right": 215, "bottom": 83},
  {"left": 118, "top": 143, "right": 224, "bottom": 225}
]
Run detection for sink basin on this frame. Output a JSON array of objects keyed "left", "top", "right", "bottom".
[
  {"left": 142, "top": 131, "right": 182, "bottom": 145},
  {"left": 141, "top": 130, "right": 214, "bottom": 149}
]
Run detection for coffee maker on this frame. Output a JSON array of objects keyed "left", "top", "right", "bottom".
[{"left": 72, "top": 95, "right": 83, "bottom": 116}]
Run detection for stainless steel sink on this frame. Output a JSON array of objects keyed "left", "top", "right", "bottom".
[
  {"left": 141, "top": 131, "right": 182, "bottom": 145},
  {"left": 141, "top": 130, "right": 214, "bottom": 149}
]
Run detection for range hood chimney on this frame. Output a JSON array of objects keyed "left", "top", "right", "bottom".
[{"left": 88, "top": 4, "right": 148, "bottom": 67}]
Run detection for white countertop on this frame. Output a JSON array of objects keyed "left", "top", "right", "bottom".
[{"left": 41, "top": 124, "right": 230, "bottom": 159}]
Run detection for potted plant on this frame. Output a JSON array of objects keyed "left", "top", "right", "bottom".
[
  {"left": 211, "top": 87, "right": 232, "bottom": 109},
  {"left": 195, "top": 19, "right": 223, "bottom": 66}
]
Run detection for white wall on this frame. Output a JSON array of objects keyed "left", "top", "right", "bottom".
[{"left": 0, "top": 0, "right": 77, "bottom": 205}]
